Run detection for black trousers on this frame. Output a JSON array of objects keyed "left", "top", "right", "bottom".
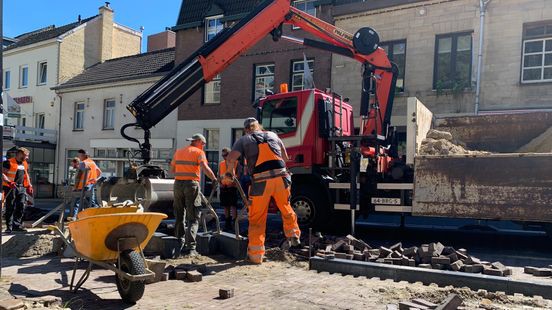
[{"left": 3, "top": 186, "right": 26, "bottom": 230}]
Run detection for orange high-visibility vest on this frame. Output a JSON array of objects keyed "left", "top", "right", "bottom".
[
  {"left": 171, "top": 145, "right": 207, "bottom": 181},
  {"left": 2, "top": 158, "right": 30, "bottom": 188},
  {"left": 219, "top": 160, "right": 236, "bottom": 187},
  {"left": 76, "top": 158, "right": 99, "bottom": 190},
  {"left": 252, "top": 133, "right": 286, "bottom": 177}
]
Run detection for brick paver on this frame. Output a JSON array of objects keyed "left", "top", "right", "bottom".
[{"left": 1, "top": 255, "right": 551, "bottom": 309}]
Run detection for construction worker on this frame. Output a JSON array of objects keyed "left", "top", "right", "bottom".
[
  {"left": 226, "top": 117, "right": 301, "bottom": 264},
  {"left": 219, "top": 147, "right": 240, "bottom": 231},
  {"left": 170, "top": 133, "right": 218, "bottom": 257},
  {"left": 69, "top": 157, "right": 80, "bottom": 186},
  {"left": 73, "top": 149, "right": 102, "bottom": 215},
  {"left": 2, "top": 147, "right": 33, "bottom": 233}
]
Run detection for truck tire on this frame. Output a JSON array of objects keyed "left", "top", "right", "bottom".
[
  {"left": 116, "top": 250, "right": 146, "bottom": 304},
  {"left": 291, "top": 184, "right": 322, "bottom": 227},
  {"left": 291, "top": 184, "right": 349, "bottom": 233}
]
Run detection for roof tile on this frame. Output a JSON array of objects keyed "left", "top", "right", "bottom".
[{"left": 55, "top": 48, "right": 175, "bottom": 90}]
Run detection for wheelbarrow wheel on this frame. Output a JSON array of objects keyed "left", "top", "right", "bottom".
[{"left": 116, "top": 250, "right": 146, "bottom": 304}]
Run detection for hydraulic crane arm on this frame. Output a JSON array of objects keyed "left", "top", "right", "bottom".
[{"left": 122, "top": 0, "right": 397, "bottom": 164}]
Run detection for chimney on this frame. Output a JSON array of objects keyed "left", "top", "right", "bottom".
[
  {"left": 98, "top": 2, "right": 114, "bottom": 62},
  {"left": 147, "top": 29, "right": 176, "bottom": 52}
]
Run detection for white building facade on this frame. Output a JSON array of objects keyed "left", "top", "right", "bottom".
[
  {"left": 53, "top": 48, "right": 177, "bottom": 185},
  {"left": 2, "top": 4, "right": 141, "bottom": 197}
]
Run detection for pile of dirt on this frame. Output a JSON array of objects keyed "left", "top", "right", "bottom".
[
  {"left": 2, "top": 231, "right": 63, "bottom": 258},
  {"left": 518, "top": 126, "right": 552, "bottom": 153},
  {"left": 420, "top": 129, "right": 490, "bottom": 155}
]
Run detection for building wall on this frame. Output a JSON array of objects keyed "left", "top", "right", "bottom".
[
  {"left": 147, "top": 30, "right": 176, "bottom": 52},
  {"left": 333, "top": 0, "right": 479, "bottom": 127},
  {"left": 59, "top": 18, "right": 101, "bottom": 83},
  {"left": 56, "top": 79, "right": 178, "bottom": 184},
  {"left": 3, "top": 42, "right": 60, "bottom": 131},
  {"left": 333, "top": 0, "right": 552, "bottom": 127},
  {"left": 481, "top": 0, "right": 552, "bottom": 111},
  {"left": 112, "top": 25, "right": 143, "bottom": 57}
]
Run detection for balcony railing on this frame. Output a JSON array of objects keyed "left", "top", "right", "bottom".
[{"left": 3, "top": 126, "right": 57, "bottom": 144}]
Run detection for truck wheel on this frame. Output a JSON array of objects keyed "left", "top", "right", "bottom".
[
  {"left": 291, "top": 184, "right": 349, "bottom": 233},
  {"left": 116, "top": 250, "right": 146, "bottom": 304},
  {"left": 291, "top": 185, "right": 321, "bottom": 227}
]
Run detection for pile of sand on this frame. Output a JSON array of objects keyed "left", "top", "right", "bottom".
[
  {"left": 2, "top": 231, "right": 63, "bottom": 258},
  {"left": 517, "top": 126, "right": 552, "bottom": 153},
  {"left": 420, "top": 129, "right": 490, "bottom": 155}
]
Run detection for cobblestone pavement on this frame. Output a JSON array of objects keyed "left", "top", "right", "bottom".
[{"left": 1, "top": 254, "right": 551, "bottom": 310}]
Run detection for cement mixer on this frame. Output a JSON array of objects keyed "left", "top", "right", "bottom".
[{"left": 97, "top": 165, "right": 175, "bottom": 217}]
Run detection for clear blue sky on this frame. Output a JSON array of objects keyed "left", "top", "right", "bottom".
[{"left": 4, "top": 0, "right": 182, "bottom": 52}]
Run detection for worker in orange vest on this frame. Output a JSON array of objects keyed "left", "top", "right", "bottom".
[
  {"left": 170, "top": 133, "right": 218, "bottom": 257},
  {"left": 2, "top": 147, "right": 33, "bottom": 233},
  {"left": 219, "top": 147, "right": 240, "bottom": 231},
  {"left": 226, "top": 118, "right": 301, "bottom": 264},
  {"left": 72, "top": 149, "right": 102, "bottom": 217}
]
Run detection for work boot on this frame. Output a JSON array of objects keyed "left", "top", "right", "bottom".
[
  {"left": 12, "top": 226, "right": 27, "bottom": 233},
  {"left": 187, "top": 249, "right": 199, "bottom": 257},
  {"left": 290, "top": 237, "right": 301, "bottom": 247}
]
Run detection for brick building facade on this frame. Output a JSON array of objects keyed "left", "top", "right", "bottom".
[{"left": 332, "top": 0, "right": 552, "bottom": 128}]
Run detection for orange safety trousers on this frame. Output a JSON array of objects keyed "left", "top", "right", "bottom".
[{"left": 248, "top": 177, "right": 301, "bottom": 264}]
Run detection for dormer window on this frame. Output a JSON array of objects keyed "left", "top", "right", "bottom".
[{"left": 205, "top": 15, "right": 224, "bottom": 42}]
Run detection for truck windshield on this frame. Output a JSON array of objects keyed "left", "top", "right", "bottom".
[{"left": 260, "top": 97, "right": 298, "bottom": 134}]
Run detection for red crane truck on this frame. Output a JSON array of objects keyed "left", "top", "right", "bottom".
[{"left": 116, "top": 0, "right": 552, "bottom": 236}]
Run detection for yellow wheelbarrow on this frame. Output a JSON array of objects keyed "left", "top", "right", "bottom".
[{"left": 49, "top": 208, "right": 167, "bottom": 304}]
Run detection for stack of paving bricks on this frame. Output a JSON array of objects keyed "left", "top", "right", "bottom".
[
  {"left": 524, "top": 265, "right": 552, "bottom": 277},
  {"left": 313, "top": 237, "right": 512, "bottom": 277}
]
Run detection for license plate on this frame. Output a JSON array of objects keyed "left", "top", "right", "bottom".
[{"left": 371, "top": 197, "right": 401, "bottom": 205}]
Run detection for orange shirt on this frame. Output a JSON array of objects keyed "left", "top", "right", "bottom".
[
  {"left": 219, "top": 160, "right": 236, "bottom": 187},
  {"left": 171, "top": 145, "right": 207, "bottom": 181},
  {"left": 76, "top": 158, "right": 100, "bottom": 190}
]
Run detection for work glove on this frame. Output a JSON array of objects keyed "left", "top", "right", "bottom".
[
  {"left": 26, "top": 186, "right": 33, "bottom": 196},
  {"left": 8, "top": 181, "right": 17, "bottom": 189}
]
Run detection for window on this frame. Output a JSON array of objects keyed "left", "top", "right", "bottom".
[
  {"left": 292, "top": 0, "right": 316, "bottom": 29},
  {"left": 291, "top": 59, "right": 314, "bottom": 91},
  {"left": 381, "top": 40, "right": 406, "bottom": 92},
  {"left": 103, "top": 99, "right": 116, "bottom": 129},
  {"left": 74, "top": 101, "right": 85, "bottom": 130},
  {"left": 293, "top": 0, "right": 316, "bottom": 16},
  {"left": 204, "top": 74, "right": 221, "bottom": 105},
  {"left": 260, "top": 97, "right": 298, "bottom": 135},
  {"left": 4, "top": 70, "right": 10, "bottom": 89},
  {"left": 204, "top": 129, "right": 220, "bottom": 195},
  {"left": 254, "top": 64, "right": 275, "bottom": 100},
  {"left": 521, "top": 22, "right": 552, "bottom": 83},
  {"left": 37, "top": 61, "right": 47, "bottom": 85},
  {"left": 19, "top": 65, "right": 29, "bottom": 88},
  {"left": 232, "top": 128, "right": 245, "bottom": 146},
  {"left": 433, "top": 32, "right": 472, "bottom": 90},
  {"left": 205, "top": 15, "right": 224, "bottom": 42},
  {"left": 35, "top": 113, "right": 45, "bottom": 129},
  {"left": 35, "top": 113, "right": 45, "bottom": 136}
]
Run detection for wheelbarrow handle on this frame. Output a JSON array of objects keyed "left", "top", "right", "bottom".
[{"left": 232, "top": 177, "right": 250, "bottom": 239}]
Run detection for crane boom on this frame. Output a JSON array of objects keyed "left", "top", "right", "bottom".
[{"left": 122, "top": 0, "right": 398, "bottom": 163}]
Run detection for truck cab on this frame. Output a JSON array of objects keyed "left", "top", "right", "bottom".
[{"left": 258, "top": 88, "right": 354, "bottom": 169}]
